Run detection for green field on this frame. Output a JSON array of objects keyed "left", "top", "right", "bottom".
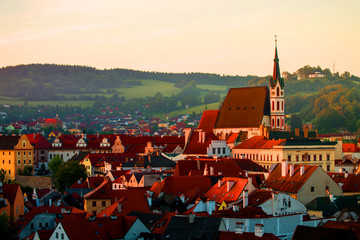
[
  {"left": 154, "top": 102, "right": 220, "bottom": 119},
  {"left": 197, "top": 84, "right": 228, "bottom": 91},
  {"left": 0, "top": 99, "right": 94, "bottom": 108},
  {"left": 116, "top": 80, "right": 181, "bottom": 98}
]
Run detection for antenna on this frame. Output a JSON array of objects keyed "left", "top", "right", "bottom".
[{"left": 274, "top": 34, "right": 277, "bottom": 46}]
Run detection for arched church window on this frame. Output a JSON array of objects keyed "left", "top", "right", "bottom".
[
  {"left": 281, "top": 101, "right": 283, "bottom": 111},
  {"left": 277, "top": 119, "right": 279, "bottom": 126},
  {"left": 277, "top": 101, "right": 279, "bottom": 111},
  {"left": 272, "top": 101, "right": 274, "bottom": 111},
  {"left": 277, "top": 87, "right": 279, "bottom": 96}
]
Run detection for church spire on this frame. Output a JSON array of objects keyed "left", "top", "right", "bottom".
[{"left": 270, "top": 35, "right": 284, "bottom": 89}]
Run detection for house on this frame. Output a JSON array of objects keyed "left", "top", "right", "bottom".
[
  {"left": 327, "top": 171, "right": 360, "bottom": 195},
  {"left": 83, "top": 180, "right": 149, "bottom": 215},
  {"left": 25, "top": 134, "right": 52, "bottom": 169},
  {"left": 0, "top": 135, "right": 19, "bottom": 180},
  {"left": 3, "top": 183, "right": 24, "bottom": 221},
  {"left": 126, "top": 173, "right": 162, "bottom": 188},
  {"left": 292, "top": 225, "right": 358, "bottom": 240},
  {"left": 49, "top": 215, "right": 150, "bottom": 240},
  {"left": 232, "top": 136, "right": 342, "bottom": 172},
  {"left": 262, "top": 162, "right": 342, "bottom": 205},
  {"left": 160, "top": 215, "right": 226, "bottom": 240}
]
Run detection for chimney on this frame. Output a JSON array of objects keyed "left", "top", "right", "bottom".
[
  {"left": 345, "top": 172, "right": 348, "bottom": 178},
  {"left": 49, "top": 199, "right": 52, "bottom": 207},
  {"left": 189, "top": 212, "right": 195, "bottom": 223},
  {"left": 304, "top": 127, "right": 309, "bottom": 138},
  {"left": 180, "top": 193, "right": 185, "bottom": 203},
  {"left": 202, "top": 132, "right": 205, "bottom": 143},
  {"left": 203, "top": 164, "right": 208, "bottom": 176},
  {"left": 218, "top": 179, "right": 222, "bottom": 188},
  {"left": 243, "top": 190, "right": 248, "bottom": 208},
  {"left": 77, "top": 179, "right": 81, "bottom": 184},
  {"left": 147, "top": 196, "right": 152, "bottom": 207},
  {"left": 300, "top": 165, "right": 305, "bottom": 176},
  {"left": 281, "top": 161, "right": 288, "bottom": 177},
  {"left": 289, "top": 164, "right": 294, "bottom": 177},
  {"left": 198, "top": 131, "right": 202, "bottom": 143},
  {"left": 235, "top": 222, "right": 244, "bottom": 234},
  {"left": 295, "top": 128, "right": 300, "bottom": 137},
  {"left": 339, "top": 168, "right": 343, "bottom": 173},
  {"left": 227, "top": 181, "right": 235, "bottom": 192},
  {"left": 117, "top": 202, "right": 122, "bottom": 213},
  {"left": 254, "top": 224, "right": 264, "bottom": 237},
  {"left": 233, "top": 205, "right": 238, "bottom": 212},
  {"left": 210, "top": 166, "right": 214, "bottom": 176}
]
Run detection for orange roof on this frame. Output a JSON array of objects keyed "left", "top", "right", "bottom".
[
  {"left": 262, "top": 164, "right": 318, "bottom": 194},
  {"left": 198, "top": 110, "right": 219, "bottom": 132},
  {"left": 150, "top": 176, "right": 212, "bottom": 202},
  {"left": 215, "top": 87, "right": 270, "bottom": 129},
  {"left": 233, "top": 136, "right": 285, "bottom": 149},
  {"left": 327, "top": 172, "right": 360, "bottom": 193},
  {"left": 343, "top": 143, "right": 360, "bottom": 153},
  {"left": 226, "top": 133, "right": 239, "bottom": 144},
  {"left": 205, "top": 177, "right": 248, "bottom": 203},
  {"left": 3, "top": 184, "right": 21, "bottom": 205},
  {"left": 182, "top": 131, "right": 219, "bottom": 155}
]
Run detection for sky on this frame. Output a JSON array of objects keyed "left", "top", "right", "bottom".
[{"left": 0, "top": 0, "right": 359, "bottom": 76}]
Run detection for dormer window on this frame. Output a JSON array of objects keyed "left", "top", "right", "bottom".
[
  {"left": 76, "top": 138, "right": 87, "bottom": 147},
  {"left": 100, "top": 138, "right": 110, "bottom": 147}
]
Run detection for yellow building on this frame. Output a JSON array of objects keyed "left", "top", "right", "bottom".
[
  {"left": 232, "top": 136, "right": 342, "bottom": 172},
  {"left": 14, "top": 135, "right": 34, "bottom": 175},
  {"left": 0, "top": 136, "right": 21, "bottom": 180}
]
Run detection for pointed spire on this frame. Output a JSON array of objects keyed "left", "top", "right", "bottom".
[{"left": 270, "top": 35, "right": 284, "bottom": 88}]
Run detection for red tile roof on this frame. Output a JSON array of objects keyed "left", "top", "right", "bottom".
[
  {"left": 226, "top": 133, "right": 239, "bottom": 144},
  {"left": 84, "top": 180, "right": 150, "bottom": 214},
  {"left": 327, "top": 172, "right": 360, "bottom": 193},
  {"left": 233, "top": 136, "right": 285, "bottom": 149},
  {"left": 205, "top": 177, "right": 249, "bottom": 203},
  {"left": 215, "top": 87, "right": 270, "bottom": 128},
  {"left": 3, "top": 184, "right": 21, "bottom": 205},
  {"left": 150, "top": 176, "right": 213, "bottom": 202},
  {"left": 247, "top": 189, "right": 274, "bottom": 207},
  {"left": 25, "top": 134, "right": 52, "bottom": 149},
  {"left": 198, "top": 110, "right": 219, "bottom": 132},
  {"left": 183, "top": 131, "right": 219, "bottom": 155},
  {"left": 262, "top": 164, "right": 318, "bottom": 194},
  {"left": 343, "top": 143, "right": 360, "bottom": 153}
]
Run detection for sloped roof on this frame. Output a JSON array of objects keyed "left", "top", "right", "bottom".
[
  {"left": 0, "top": 136, "right": 20, "bottom": 149},
  {"left": 343, "top": 143, "right": 360, "bottom": 153},
  {"left": 3, "top": 184, "right": 21, "bottom": 205},
  {"left": 214, "top": 87, "right": 270, "bottom": 129},
  {"left": 262, "top": 164, "right": 318, "bottom": 194},
  {"left": 182, "top": 131, "right": 219, "bottom": 155},
  {"left": 161, "top": 216, "right": 222, "bottom": 240},
  {"left": 217, "top": 231, "right": 280, "bottom": 240},
  {"left": 327, "top": 172, "right": 360, "bottom": 193},
  {"left": 247, "top": 189, "right": 274, "bottom": 207},
  {"left": 322, "top": 221, "right": 360, "bottom": 239},
  {"left": 25, "top": 134, "right": 52, "bottom": 149},
  {"left": 292, "top": 225, "right": 357, "bottom": 240},
  {"left": 205, "top": 177, "right": 248, "bottom": 203},
  {"left": 198, "top": 110, "right": 219, "bottom": 132},
  {"left": 150, "top": 176, "right": 212, "bottom": 202},
  {"left": 233, "top": 136, "right": 285, "bottom": 149}
]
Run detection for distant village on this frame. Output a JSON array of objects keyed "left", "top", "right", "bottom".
[{"left": 1, "top": 43, "right": 360, "bottom": 240}]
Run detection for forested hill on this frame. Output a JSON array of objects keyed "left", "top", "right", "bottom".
[{"left": 0, "top": 64, "right": 256, "bottom": 100}]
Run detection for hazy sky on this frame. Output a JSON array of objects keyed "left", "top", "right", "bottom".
[{"left": 0, "top": 0, "right": 359, "bottom": 76}]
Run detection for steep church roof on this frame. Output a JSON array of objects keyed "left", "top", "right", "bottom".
[
  {"left": 214, "top": 86, "right": 270, "bottom": 129},
  {"left": 269, "top": 38, "right": 284, "bottom": 88}
]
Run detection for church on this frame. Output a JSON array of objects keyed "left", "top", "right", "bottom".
[{"left": 198, "top": 39, "right": 285, "bottom": 141}]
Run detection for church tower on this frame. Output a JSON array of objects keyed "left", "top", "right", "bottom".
[{"left": 269, "top": 36, "right": 285, "bottom": 130}]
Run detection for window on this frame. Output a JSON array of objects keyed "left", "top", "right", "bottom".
[
  {"left": 8, "top": 160, "right": 10, "bottom": 164},
  {"left": 222, "top": 148, "right": 225, "bottom": 154},
  {"left": 56, "top": 232, "right": 59, "bottom": 238},
  {"left": 217, "top": 148, "right": 220, "bottom": 154},
  {"left": 288, "top": 155, "right": 291, "bottom": 162},
  {"left": 213, "top": 149, "right": 216, "bottom": 154},
  {"left": 311, "top": 186, "right": 314, "bottom": 192},
  {"left": 327, "top": 154, "right": 330, "bottom": 161},
  {"left": 29, "top": 159, "right": 31, "bottom": 164},
  {"left": 24, "top": 160, "right": 26, "bottom": 164},
  {"left": 61, "top": 233, "right": 64, "bottom": 240},
  {"left": 92, "top": 201, "right": 96, "bottom": 207},
  {"left": 41, "top": 150, "right": 44, "bottom": 154},
  {"left": 327, "top": 165, "right": 330, "bottom": 171},
  {"left": 29, "top": 152, "right": 31, "bottom": 156},
  {"left": 319, "top": 155, "right": 322, "bottom": 161},
  {"left": 308, "top": 155, "right": 311, "bottom": 161},
  {"left": 45, "top": 222, "right": 48, "bottom": 227},
  {"left": 17, "top": 160, "right": 20, "bottom": 165},
  {"left": 272, "top": 101, "right": 274, "bottom": 110},
  {"left": 23, "top": 143, "right": 25, "bottom": 147},
  {"left": 281, "top": 101, "right": 284, "bottom": 111},
  {"left": 50, "top": 154, "right": 53, "bottom": 159},
  {"left": 296, "top": 155, "right": 299, "bottom": 161},
  {"left": 277, "top": 101, "right": 280, "bottom": 111},
  {"left": 314, "top": 155, "right": 317, "bottom": 161},
  {"left": 18, "top": 152, "right": 20, "bottom": 156},
  {"left": 8, "top": 170, "right": 10, "bottom": 174},
  {"left": 39, "top": 223, "right": 42, "bottom": 228},
  {"left": 277, "top": 87, "right": 280, "bottom": 96},
  {"left": 23, "top": 152, "right": 26, "bottom": 156},
  {"left": 102, "top": 201, "right": 106, "bottom": 207},
  {"left": 277, "top": 119, "right": 279, "bottom": 126},
  {"left": 2, "top": 160, "right": 4, "bottom": 164}
]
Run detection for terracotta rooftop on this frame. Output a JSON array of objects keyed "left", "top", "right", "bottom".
[
  {"left": 198, "top": 110, "right": 219, "bottom": 132},
  {"left": 214, "top": 87, "right": 270, "bottom": 129}
]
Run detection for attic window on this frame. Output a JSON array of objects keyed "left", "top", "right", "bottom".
[
  {"left": 252, "top": 107, "right": 255, "bottom": 110},
  {"left": 237, "top": 107, "right": 240, "bottom": 110},
  {"left": 243, "top": 107, "right": 247, "bottom": 110},
  {"left": 228, "top": 107, "right": 232, "bottom": 111}
]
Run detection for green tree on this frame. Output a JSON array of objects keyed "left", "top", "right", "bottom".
[
  {"left": 0, "top": 169, "right": 6, "bottom": 183},
  {"left": 54, "top": 161, "right": 87, "bottom": 193},
  {"left": 0, "top": 214, "right": 14, "bottom": 240},
  {"left": 48, "top": 155, "right": 64, "bottom": 175}
]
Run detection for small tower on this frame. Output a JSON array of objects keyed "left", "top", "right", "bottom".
[{"left": 269, "top": 36, "right": 285, "bottom": 130}]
